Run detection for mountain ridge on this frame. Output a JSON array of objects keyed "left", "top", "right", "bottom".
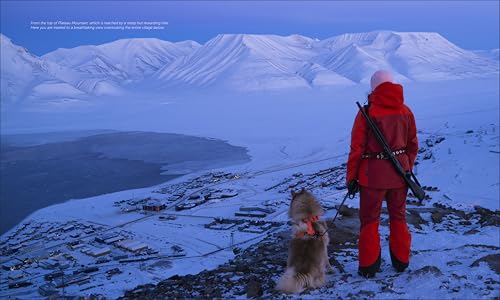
[{"left": 1, "top": 31, "right": 498, "bottom": 106}]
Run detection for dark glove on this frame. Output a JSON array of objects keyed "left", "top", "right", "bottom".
[{"left": 347, "top": 180, "right": 359, "bottom": 198}]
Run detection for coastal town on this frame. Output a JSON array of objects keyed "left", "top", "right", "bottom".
[{"left": 1, "top": 132, "right": 499, "bottom": 298}]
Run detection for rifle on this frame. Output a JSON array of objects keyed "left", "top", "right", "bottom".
[{"left": 356, "top": 101, "right": 426, "bottom": 201}]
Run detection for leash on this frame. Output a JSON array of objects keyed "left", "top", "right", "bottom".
[
  {"left": 314, "top": 190, "right": 353, "bottom": 237},
  {"left": 331, "top": 191, "right": 352, "bottom": 224}
]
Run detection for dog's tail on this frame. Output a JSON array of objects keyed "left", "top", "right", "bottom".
[{"left": 276, "top": 267, "right": 312, "bottom": 294}]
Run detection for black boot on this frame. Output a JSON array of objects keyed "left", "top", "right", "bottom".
[
  {"left": 358, "top": 252, "right": 381, "bottom": 278},
  {"left": 390, "top": 249, "right": 409, "bottom": 272}
]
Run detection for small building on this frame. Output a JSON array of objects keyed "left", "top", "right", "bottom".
[
  {"left": 68, "top": 242, "right": 85, "bottom": 251},
  {"left": 103, "top": 235, "right": 124, "bottom": 244},
  {"left": 74, "top": 266, "right": 99, "bottom": 274},
  {"left": 142, "top": 200, "right": 166, "bottom": 212},
  {"left": 112, "top": 254, "right": 128, "bottom": 261},
  {"left": 95, "top": 233, "right": 119, "bottom": 243},
  {"left": 106, "top": 268, "right": 122, "bottom": 277},
  {"left": 8, "top": 280, "right": 32, "bottom": 289},
  {"left": 2, "top": 259, "right": 24, "bottom": 271},
  {"left": 175, "top": 202, "right": 197, "bottom": 211},
  {"left": 46, "top": 233, "right": 59, "bottom": 240},
  {"left": 39, "top": 259, "right": 59, "bottom": 270},
  {"left": 116, "top": 240, "right": 148, "bottom": 253},
  {"left": 44, "top": 271, "right": 64, "bottom": 281},
  {"left": 41, "top": 226, "right": 54, "bottom": 234},
  {"left": 189, "top": 194, "right": 201, "bottom": 200},
  {"left": 96, "top": 257, "right": 110, "bottom": 264},
  {"left": 121, "top": 206, "right": 140, "bottom": 213},
  {"left": 8, "top": 271, "right": 24, "bottom": 281},
  {"left": 239, "top": 224, "right": 267, "bottom": 233},
  {"left": 205, "top": 189, "right": 239, "bottom": 199},
  {"left": 10, "top": 244, "right": 23, "bottom": 252},
  {"left": 85, "top": 246, "right": 111, "bottom": 257},
  {"left": 204, "top": 219, "right": 242, "bottom": 230},
  {"left": 39, "top": 283, "right": 58, "bottom": 297},
  {"left": 235, "top": 211, "right": 267, "bottom": 218},
  {"left": 128, "top": 242, "right": 148, "bottom": 253},
  {"left": 54, "top": 274, "right": 90, "bottom": 288},
  {"left": 63, "top": 224, "right": 75, "bottom": 232},
  {"left": 239, "top": 206, "right": 274, "bottom": 214}
]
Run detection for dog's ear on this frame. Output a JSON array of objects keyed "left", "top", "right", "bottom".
[
  {"left": 291, "top": 189, "right": 296, "bottom": 198},
  {"left": 300, "top": 187, "right": 305, "bottom": 193}
]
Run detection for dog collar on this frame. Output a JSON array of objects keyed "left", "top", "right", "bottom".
[
  {"left": 295, "top": 215, "right": 319, "bottom": 238},
  {"left": 304, "top": 215, "right": 319, "bottom": 235}
]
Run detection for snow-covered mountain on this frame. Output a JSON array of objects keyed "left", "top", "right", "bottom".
[
  {"left": 154, "top": 31, "right": 498, "bottom": 89},
  {"left": 153, "top": 34, "right": 353, "bottom": 90},
  {"left": 42, "top": 38, "right": 201, "bottom": 82},
  {"left": 0, "top": 34, "right": 125, "bottom": 106},
  {"left": 1, "top": 31, "right": 498, "bottom": 105},
  {"left": 316, "top": 31, "right": 498, "bottom": 82}
]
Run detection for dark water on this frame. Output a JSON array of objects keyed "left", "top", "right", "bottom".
[{"left": 0, "top": 131, "right": 249, "bottom": 234}]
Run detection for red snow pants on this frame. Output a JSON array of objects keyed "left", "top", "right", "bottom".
[{"left": 359, "top": 186, "right": 411, "bottom": 268}]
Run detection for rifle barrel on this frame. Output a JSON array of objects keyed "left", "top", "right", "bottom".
[{"left": 355, "top": 101, "right": 425, "bottom": 200}]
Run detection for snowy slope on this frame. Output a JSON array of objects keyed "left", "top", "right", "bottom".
[
  {"left": 153, "top": 34, "right": 353, "bottom": 90},
  {"left": 473, "top": 48, "right": 500, "bottom": 61},
  {"left": 0, "top": 34, "right": 84, "bottom": 106},
  {"left": 316, "top": 31, "right": 498, "bottom": 82},
  {"left": 0, "top": 34, "right": 123, "bottom": 107},
  {"left": 43, "top": 38, "right": 201, "bottom": 82},
  {"left": 147, "top": 31, "right": 500, "bottom": 89}
]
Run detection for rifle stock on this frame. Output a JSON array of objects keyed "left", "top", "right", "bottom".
[
  {"left": 356, "top": 101, "right": 426, "bottom": 201},
  {"left": 406, "top": 173, "right": 426, "bottom": 200}
]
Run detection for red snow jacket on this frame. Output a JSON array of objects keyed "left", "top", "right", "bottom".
[{"left": 346, "top": 82, "right": 418, "bottom": 189}]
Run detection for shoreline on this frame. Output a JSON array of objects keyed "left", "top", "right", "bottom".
[{"left": 0, "top": 131, "right": 250, "bottom": 234}]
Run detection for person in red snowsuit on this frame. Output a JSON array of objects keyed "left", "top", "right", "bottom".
[{"left": 346, "top": 70, "right": 418, "bottom": 278}]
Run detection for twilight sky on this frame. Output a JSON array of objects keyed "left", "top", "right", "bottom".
[{"left": 0, "top": 1, "right": 499, "bottom": 56}]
